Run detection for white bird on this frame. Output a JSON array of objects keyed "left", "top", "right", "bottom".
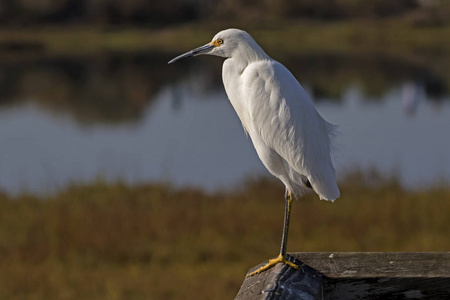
[{"left": 169, "top": 28, "right": 339, "bottom": 276}]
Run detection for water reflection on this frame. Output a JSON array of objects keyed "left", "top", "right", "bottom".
[
  {"left": 0, "top": 53, "right": 192, "bottom": 125},
  {"left": 0, "top": 53, "right": 446, "bottom": 125},
  {"left": 0, "top": 53, "right": 449, "bottom": 195}
]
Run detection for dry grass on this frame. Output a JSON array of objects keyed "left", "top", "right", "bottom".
[{"left": 0, "top": 172, "right": 449, "bottom": 299}]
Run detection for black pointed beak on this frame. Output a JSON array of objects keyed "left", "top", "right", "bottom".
[{"left": 168, "top": 43, "right": 215, "bottom": 64}]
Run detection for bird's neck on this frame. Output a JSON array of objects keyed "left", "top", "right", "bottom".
[{"left": 232, "top": 44, "right": 270, "bottom": 73}]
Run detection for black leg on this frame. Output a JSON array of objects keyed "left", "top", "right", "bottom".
[
  {"left": 247, "top": 191, "right": 298, "bottom": 277},
  {"left": 280, "top": 191, "right": 293, "bottom": 257}
]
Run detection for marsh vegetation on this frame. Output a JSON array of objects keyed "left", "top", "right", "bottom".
[{"left": 1, "top": 173, "right": 449, "bottom": 299}]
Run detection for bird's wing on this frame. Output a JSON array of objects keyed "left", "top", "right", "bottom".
[{"left": 242, "top": 60, "right": 339, "bottom": 200}]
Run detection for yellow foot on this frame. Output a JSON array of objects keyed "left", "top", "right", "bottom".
[{"left": 247, "top": 254, "right": 299, "bottom": 277}]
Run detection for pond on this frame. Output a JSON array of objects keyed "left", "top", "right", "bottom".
[{"left": 0, "top": 52, "right": 449, "bottom": 195}]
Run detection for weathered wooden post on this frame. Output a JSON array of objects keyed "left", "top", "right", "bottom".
[{"left": 235, "top": 252, "right": 450, "bottom": 299}]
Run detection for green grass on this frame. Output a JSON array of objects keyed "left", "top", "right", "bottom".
[
  {"left": 0, "top": 172, "right": 449, "bottom": 299},
  {"left": 1, "top": 19, "right": 450, "bottom": 57},
  {"left": 2, "top": 20, "right": 449, "bottom": 91},
  {"left": 2, "top": 20, "right": 449, "bottom": 95}
]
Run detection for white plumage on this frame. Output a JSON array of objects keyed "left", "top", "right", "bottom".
[
  {"left": 169, "top": 28, "right": 340, "bottom": 275},
  {"left": 219, "top": 30, "right": 339, "bottom": 201}
]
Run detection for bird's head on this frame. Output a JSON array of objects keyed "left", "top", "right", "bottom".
[{"left": 168, "top": 29, "right": 266, "bottom": 64}]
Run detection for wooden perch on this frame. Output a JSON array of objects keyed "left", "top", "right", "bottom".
[{"left": 235, "top": 252, "right": 450, "bottom": 299}]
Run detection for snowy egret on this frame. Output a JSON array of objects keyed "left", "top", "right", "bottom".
[{"left": 168, "top": 29, "right": 339, "bottom": 276}]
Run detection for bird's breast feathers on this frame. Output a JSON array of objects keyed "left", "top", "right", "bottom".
[
  {"left": 228, "top": 59, "right": 330, "bottom": 159},
  {"left": 223, "top": 57, "right": 339, "bottom": 201}
]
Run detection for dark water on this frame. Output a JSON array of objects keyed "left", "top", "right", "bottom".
[{"left": 0, "top": 52, "right": 449, "bottom": 195}]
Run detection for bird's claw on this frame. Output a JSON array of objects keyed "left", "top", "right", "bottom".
[{"left": 247, "top": 253, "right": 299, "bottom": 277}]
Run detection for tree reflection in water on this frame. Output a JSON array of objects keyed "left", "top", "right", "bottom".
[{"left": 0, "top": 52, "right": 448, "bottom": 195}]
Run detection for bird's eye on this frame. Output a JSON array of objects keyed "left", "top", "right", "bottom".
[{"left": 217, "top": 39, "right": 223, "bottom": 45}]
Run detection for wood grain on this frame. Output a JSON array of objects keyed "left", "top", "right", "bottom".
[
  {"left": 235, "top": 252, "right": 450, "bottom": 300},
  {"left": 291, "top": 252, "right": 450, "bottom": 278},
  {"left": 235, "top": 254, "right": 323, "bottom": 300}
]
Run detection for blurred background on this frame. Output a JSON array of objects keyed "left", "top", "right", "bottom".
[{"left": 0, "top": 1, "right": 449, "bottom": 299}]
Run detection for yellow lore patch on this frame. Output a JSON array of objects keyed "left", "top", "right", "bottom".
[{"left": 210, "top": 38, "right": 223, "bottom": 47}]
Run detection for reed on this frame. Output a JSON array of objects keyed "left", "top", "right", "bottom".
[{"left": 0, "top": 171, "right": 448, "bottom": 299}]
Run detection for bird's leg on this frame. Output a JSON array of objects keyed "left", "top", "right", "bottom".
[
  {"left": 280, "top": 191, "right": 294, "bottom": 258},
  {"left": 247, "top": 191, "right": 299, "bottom": 277}
]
